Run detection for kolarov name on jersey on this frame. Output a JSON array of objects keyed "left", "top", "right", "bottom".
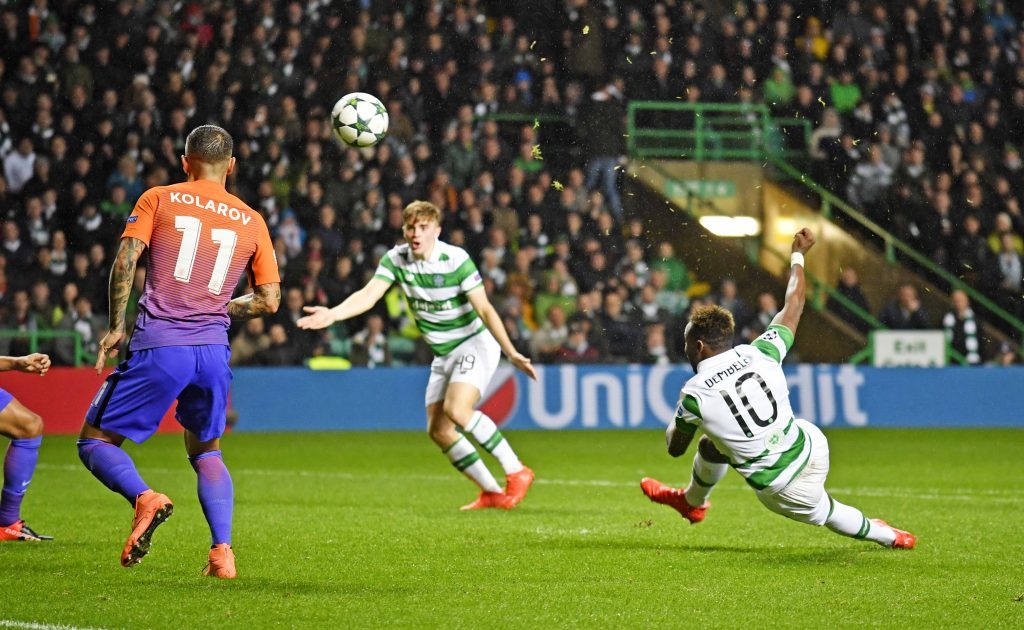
[{"left": 168, "top": 191, "right": 254, "bottom": 225}]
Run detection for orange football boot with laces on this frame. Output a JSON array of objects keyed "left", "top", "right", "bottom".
[
  {"left": 640, "top": 477, "right": 709, "bottom": 524},
  {"left": 202, "top": 543, "right": 237, "bottom": 579},
  {"left": 0, "top": 521, "right": 52, "bottom": 541},
  {"left": 460, "top": 491, "right": 513, "bottom": 511},
  {"left": 871, "top": 519, "right": 917, "bottom": 549},
  {"left": 505, "top": 466, "right": 535, "bottom": 507},
  {"left": 121, "top": 490, "right": 174, "bottom": 567}
]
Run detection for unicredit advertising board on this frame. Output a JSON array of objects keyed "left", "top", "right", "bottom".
[{"left": 229, "top": 365, "right": 1024, "bottom": 431}]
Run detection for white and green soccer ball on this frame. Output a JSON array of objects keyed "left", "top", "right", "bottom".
[{"left": 331, "top": 92, "right": 389, "bottom": 148}]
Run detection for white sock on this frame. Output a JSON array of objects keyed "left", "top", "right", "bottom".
[
  {"left": 824, "top": 496, "right": 897, "bottom": 546},
  {"left": 466, "top": 411, "right": 523, "bottom": 475},
  {"left": 683, "top": 451, "right": 729, "bottom": 507},
  {"left": 444, "top": 436, "right": 501, "bottom": 493}
]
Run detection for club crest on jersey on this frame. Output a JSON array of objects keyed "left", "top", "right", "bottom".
[{"left": 432, "top": 275, "right": 444, "bottom": 287}]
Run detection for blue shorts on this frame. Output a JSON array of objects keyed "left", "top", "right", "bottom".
[
  {"left": 86, "top": 345, "right": 232, "bottom": 444},
  {"left": 0, "top": 387, "right": 12, "bottom": 413}
]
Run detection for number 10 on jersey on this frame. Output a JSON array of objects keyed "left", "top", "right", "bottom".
[{"left": 173, "top": 215, "right": 238, "bottom": 295}]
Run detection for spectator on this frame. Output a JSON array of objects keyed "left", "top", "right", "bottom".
[
  {"left": 743, "top": 292, "right": 779, "bottom": 342},
  {"left": 580, "top": 80, "right": 625, "bottom": 219},
  {"left": 2, "top": 221, "right": 33, "bottom": 273},
  {"left": 846, "top": 144, "right": 895, "bottom": 218},
  {"left": 231, "top": 319, "right": 272, "bottom": 367},
  {"left": 441, "top": 124, "right": 480, "bottom": 190},
  {"left": 995, "top": 232, "right": 1023, "bottom": 318},
  {"left": 954, "top": 215, "right": 994, "bottom": 288},
  {"left": 531, "top": 303, "right": 569, "bottom": 363},
  {"left": 257, "top": 323, "right": 302, "bottom": 366},
  {"left": 638, "top": 322, "right": 671, "bottom": 365},
  {"left": 0, "top": 290, "right": 33, "bottom": 356},
  {"left": 943, "top": 290, "right": 983, "bottom": 365},
  {"left": 714, "top": 279, "right": 752, "bottom": 334},
  {"left": 651, "top": 242, "right": 691, "bottom": 293},
  {"left": 991, "top": 341, "right": 1020, "bottom": 366},
  {"left": 828, "top": 267, "right": 873, "bottom": 334},
  {"left": 555, "top": 320, "right": 600, "bottom": 364},
  {"left": 350, "top": 314, "right": 391, "bottom": 368},
  {"left": 633, "top": 284, "right": 669, "bottom": 327},
  {"left": 3, "top": 137, "right": 36, "bottom": 193},
  {"left": 597, "top": 291, "right": 639, "bottom": 362},
  {"left": 879, "top": 284, "right": 931, "bottom": 330},
  {"left": 55, "top": 295, "right": 103, "bottom": 365}
]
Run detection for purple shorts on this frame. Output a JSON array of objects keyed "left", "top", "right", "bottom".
[
  {"left": 86, "top": 345, "right": 232, "bottom": 444},
  {"left": 0, "top": 387, "right": 12, "bottom": 413}
]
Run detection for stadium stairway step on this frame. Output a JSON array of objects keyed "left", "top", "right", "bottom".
[{"left": 623, "top": 159, "right": 1016, "bottom": 363}]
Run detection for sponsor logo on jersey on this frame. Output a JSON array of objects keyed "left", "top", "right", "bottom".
[
  {"left": 703, "top": 356, "right": 753, "bottom": 388},
  {"left": 409, "top": 297, "right": 456, "bottom": 312}
]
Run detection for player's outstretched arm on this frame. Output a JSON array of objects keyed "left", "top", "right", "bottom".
[
  {"left": 95, "top": 237, "right": 147, "bottom": 373},
  {"left": 297, "top": 277, "right": 391, "bottom": 330},
  {"left": 228, "top": 282, "right": 281, "bottom": 320},
  {"left": 0, "top": 354, "right": 50, "bottom": 375},
  {"left": 466, "top": 287, "right": 537, "bottom": 380},
  {"left": 770, "top": 228, "right": 816, "bottom": 336}
]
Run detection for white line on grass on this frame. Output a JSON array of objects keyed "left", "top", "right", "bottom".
[
  {"left": 40, "top": 464, "right": 1022, "bottom": 503},
  {"left": 0, "top": 620, "right": 109, "bottom": 630}
]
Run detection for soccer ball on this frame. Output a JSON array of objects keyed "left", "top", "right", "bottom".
[{"left": 331, "top": 92, "right": 389, "bottom": 148}]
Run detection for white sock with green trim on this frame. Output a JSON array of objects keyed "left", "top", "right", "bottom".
[
  {"left": 465, "top": 411, "right": 523, "bottom": 475},
  {"left": 684, "top": 452, "right": 729, "bottom": 507},
  {"left": 824, "top": 496, "right": 897, "bottom": 546},
  {"left": 444, "top": 436, "right": 501, "bottom": 493}
]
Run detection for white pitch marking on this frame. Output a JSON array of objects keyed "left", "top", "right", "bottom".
[
  {"left": 41, "top": 464, "right": 1023, "bottom": 503},
  {"left": 0, "top": 620, "right": 110, "bottom": 630}
]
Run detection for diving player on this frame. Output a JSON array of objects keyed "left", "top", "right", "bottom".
[{"left": 641, "top": 228, "right": 916, "bottom": 549}]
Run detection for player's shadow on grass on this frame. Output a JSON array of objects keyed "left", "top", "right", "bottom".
[
  {"left": 219, "top": 577, "right": 421, "bottom": 597},
  {"left": 533, "top": 537, "right": 863, "bottom": 563}
]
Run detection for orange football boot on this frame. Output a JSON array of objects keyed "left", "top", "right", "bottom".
[
  {"left": 121, "top": 490, "right": 174, "bottom": 567},
  {"left": 0, "top": 521, "right": 52, "bottom": 541},
  {"left": 505, "top": 466, "right": 535, "bottom": 507},
  {"left": 871, "top": 519, "right": 917, "bottom": 549},
  {"left": 640, "top": 477, "right": 708, "bottom": 524},
  {"left": 202, "top": 544, "right": 237, "bottom": 579},
  {"left": 460, "top": 491, "right": 513, "bottom": 511}
]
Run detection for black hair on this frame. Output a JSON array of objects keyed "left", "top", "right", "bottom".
[{"left": 184, "top": 125, "right": 233, "bottom": 163}]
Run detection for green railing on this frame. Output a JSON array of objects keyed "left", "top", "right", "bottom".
[
  {"left": 0, "top": 329, "right": 92, "bottom": 367},
  {"left": 627, "top": 101, "right": 811, "bottom": 161},
  {"left": 763, "top": 154, "right": 1024, "bottom": 341},
  {"left": 626, "top": 100, "right": 1024, "bottom": 342},
  {"left": 651, "top": 170, "right": 968, "bottom": 365}
]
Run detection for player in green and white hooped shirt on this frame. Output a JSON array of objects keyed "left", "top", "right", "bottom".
[
  {"left": 641, "top": 228, "right": 916, "bottom": 549},
  {"left": 298, "top": 201, "right": 538, "bottom": 510}
]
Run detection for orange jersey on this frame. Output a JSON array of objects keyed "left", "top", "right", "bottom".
[{"left": 122, "top": 179, "right": 279, "bottom": 350}]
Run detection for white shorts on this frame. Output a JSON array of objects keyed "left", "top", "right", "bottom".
[
  {"left": 755, "top": 419, "right": 832, "bottom": 526},
  {"left": 424, "top": 330, "right": 501, "bottom": 406}
]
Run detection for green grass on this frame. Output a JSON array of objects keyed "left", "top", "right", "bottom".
[{"left": 2, "top": 429, "right": 1023, "bottom": 628}]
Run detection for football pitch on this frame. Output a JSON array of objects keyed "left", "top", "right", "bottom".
[{"left": 2, "top": 429, "right": 1021, "bottom": 628}]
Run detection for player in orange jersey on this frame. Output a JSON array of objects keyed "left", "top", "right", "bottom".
[{"left": 78, "top": 125, "right": 280, "bottom": 578}]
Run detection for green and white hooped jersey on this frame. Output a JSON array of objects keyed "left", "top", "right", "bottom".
[
  {"left": 675, "top": 324, "right": 810, "bottom": 493},
  {"left": 373, "top": 240, "right": 485, "bottom": 356}
]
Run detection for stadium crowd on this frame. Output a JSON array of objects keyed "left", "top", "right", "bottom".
[{"left": 0, "top": 0, "right": 1021, "bottom": 367}]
